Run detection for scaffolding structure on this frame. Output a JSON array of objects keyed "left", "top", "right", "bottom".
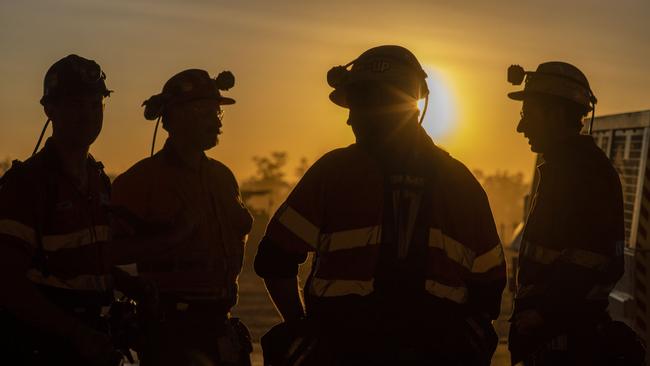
[{"left": 589, "top": 111, "right": 650, "bottom": 354}]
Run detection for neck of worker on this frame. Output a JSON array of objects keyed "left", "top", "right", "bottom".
[
  {"left": 50, "top": 136, "right": 90, "bottom": 184},
  {"left": 168, "top": 136, "right": 205, "bottom": 171},
  {"left": 361, "top": 116, "right": 424, "bottom": 170}
]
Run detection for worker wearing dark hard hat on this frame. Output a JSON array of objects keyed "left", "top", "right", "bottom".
[
  {"left": 255, "top": 45, "right": 506, "bottom": 365},
  {"left": 0, "top": 55, "right": 192, "bottom": 365},
  {"left": 507, "top": 62, "right": 644, "bottom": 365},
  {"left": 111, "top": 69, "right": 253, "bottom": 365}
]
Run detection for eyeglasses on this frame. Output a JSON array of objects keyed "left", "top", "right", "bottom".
[{"left": 187, "top": 104, "right": 224, "bottom": 120}]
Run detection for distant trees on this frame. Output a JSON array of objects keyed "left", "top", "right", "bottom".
[
  {"left": 243, "top": 151, "right": 310, "bottom": 201},
  {"left": 240, "top": 151, "right": 309, "bottom": 267},
  {"left": 474, "top": 170, "right": 530, "bottom": 244},
  {"left": 250, "top": 151, "right": 289, "bottom": 185},
  {"left": 0, "top": 157, "right": 12, "bottom": 176}
]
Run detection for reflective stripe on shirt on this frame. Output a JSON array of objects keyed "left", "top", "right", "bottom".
[
  {"left": 424, "top": 280, "right": 468, "bottom": 304},
  {"left": 319, "top": 225, "right": 381, "bottom": 252},
  {"left": 277, "top": 205, "right": 320, "bottom": 249},
  {"left": 429, "top": 228, "right": 504, "bottom": 273},
  {"left": 522, "top": 240, "right": 612, "bottom": 271}
]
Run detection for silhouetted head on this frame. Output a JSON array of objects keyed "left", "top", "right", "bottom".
[
  {"left": 142, "top": 69, "right": 235, "bottom": 151},
  {"left": 41, "top": 54, "right": 112, "bottom": 149},
  {"left": 327, "top": 45, "right": 429, "bottom": 146},
  {"left": 508, "top": 62, "right": 595, "bottom": 153}
]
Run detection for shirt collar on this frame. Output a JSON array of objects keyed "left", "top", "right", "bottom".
[
  {"left": 541, "top": 135, "right": 596, "bottom": 164},
  {"left": 40, "top": 138, "right": 99, "bottom": 173}
]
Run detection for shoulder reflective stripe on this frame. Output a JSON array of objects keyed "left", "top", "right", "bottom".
[
  {"left": 308, "top": 277, "right": 374, "bottom": 297},
  {"left": 42, "top": 225, "right": 111, "bottom": 251},
  {"left": 277, "top": 206, "right": 319, "bottom": 248},
  {"left": 424, "top": 280, "right": 468, "bottom": 304},
  {"left": 472, "top": 243, "right": 505, "bottom": 273},
  {"left": 522, "top": 241, "right": 561, "bottom": 264},
  {"left": 428, "top": 228, "right": 475, "bottom": 270},
  {"left": 0, "top": 219, "right": 36, "bottom": 246},
  {"left": 319, "top": 226, "right": 381, "bottom": 252},
  {"left": 26, "top": 269, "right": 111, "bottom": 291},
  {"left": 562, "top": 248, "right": 611, "bottom": 271}
]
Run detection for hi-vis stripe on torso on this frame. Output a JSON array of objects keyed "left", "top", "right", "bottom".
[
  {"left": 0, "top": 219, "right": 112, "bottom": 291},
  {"left": 516, "top": 239, "right": 618, "bottom": 300},
  {"left": 520, "top": 239, "right": 613, "bottom": 271},
  {"left": 427, "top": 228, "right": 504, "bottom": 302},
  {"left": 277, "top": 206, "right": 383, "bottom": 253},
  {"left": 429, "top": 228, "right": 505, "bottom": 273},
  {"left": 276, "top": 207, "right": 505, "bottom": 302}
]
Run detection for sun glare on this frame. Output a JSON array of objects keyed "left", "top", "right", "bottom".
[{"left": 418, "top": 66, "right": 458, "bottom": 142}]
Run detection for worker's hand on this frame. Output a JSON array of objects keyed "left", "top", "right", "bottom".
[
  {"left": 70, "top": 324, "right": 123, "bottom": 366},
  {"left": 514, "top": 310, "right": 544, "bottom": 335}
]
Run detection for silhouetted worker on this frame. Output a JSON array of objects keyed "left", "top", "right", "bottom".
[
  {"left": 111, "top": 69, "right": 254, "bottom": 366},
  {"left": 506, "top": 62, "right": 638, "bottom": 365},
  {"left": 0, "top": 55, "right": 192, "bottom": 365},
  {"left": 255, "top": 45, "right": 507, "bottom": 365}
]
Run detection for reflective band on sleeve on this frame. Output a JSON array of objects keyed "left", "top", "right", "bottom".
[
  {"left": 0, "top": 219, "right": 37, "bottom": 246},
  {"left": 562, "top": 248, "right": 611, "bottom": 271},
  {"left": 429, "top": 228, "right": 475, "bottom": 270},
  {"left": 522, "top": 240, "right": 612, "bottom": 271},
  {"left": 320, "top": 225, "right": 381, "bottom": 252},
  {"left": 472, "top": 243, "right": 505, "bottom": 273},
  {"left": 277, "top": 206, "right": 319, "bottom": 248},
  {"left": 424, "top": 280, "right": 468, "bottom": 304},
  {"left": 308, "top": 277, "right": 374, "bottom": 297},
  {"left": 521, "top": 241, "right": 561, "bottom": 264},
  {"left": 42, "top": 225, "right": 111, "bottom": 251}
]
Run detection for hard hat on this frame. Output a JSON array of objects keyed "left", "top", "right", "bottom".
[
  {"left": 142, "top": 69, "right": 235, "bottom": 121},
  {"left": 327, "top": 45, "right": 429, "bottom": 108},
  {"left": 40, "top": 54, "right": 112, "bottom": 105},
  {"left": 507, "top": 61, "right": 596, "bottom": 110}
]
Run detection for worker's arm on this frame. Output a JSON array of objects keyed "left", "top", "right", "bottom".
[
  {"left": 0, "top": 239, "right": 82, "bottom": 337},
  {"left": 45, "top": 211, "right": 195, "bottom": 278},
  {"left": 0, "top": 239, "right": 119, "bottom": 364},
  {"left": 466, "top": 187, "right": 507, "bottom": 320},
  {"left": 255, "top": 237, "right": 308, "bottom": 322},
  {"left": 533, "top": 171, "right": 625, "bottom": 323},
  {"left": 263, "top": 277, "right": 305, "bottom": 322},
  {"left": 254, "top": 159, "right": 325, "bottom": 322}
]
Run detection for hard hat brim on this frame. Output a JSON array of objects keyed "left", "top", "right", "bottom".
[
  {"left": 507, "top": 90, "right": 527, "bottom": 101},
  {"left": 219, "top": 97, "right": 236, "bottom": 105}
]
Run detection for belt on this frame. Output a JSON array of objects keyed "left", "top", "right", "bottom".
[{"left": 159, "top": 297, "right": 232, "bottom": 318}]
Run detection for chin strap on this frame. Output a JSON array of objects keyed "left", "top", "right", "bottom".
[
  {"left": 32, "top": 119, "right": 51, "bottom": 156},
  {"left": 588, "top": 103, "right": 596, "bottom": 135},
  {"left": 151, "top": 116, "right": 161, "bottom": 157},
  {"left": 419, "top": 95, "right": 429, "bottom": 126}
]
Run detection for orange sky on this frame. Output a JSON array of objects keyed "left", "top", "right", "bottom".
[{"left": 1, "top": 0, "right": 649, "bottom": 182}]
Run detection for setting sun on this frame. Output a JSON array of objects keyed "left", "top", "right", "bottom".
[{"left": 419, "top": 65, "right": 459, "bottom": 143}]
